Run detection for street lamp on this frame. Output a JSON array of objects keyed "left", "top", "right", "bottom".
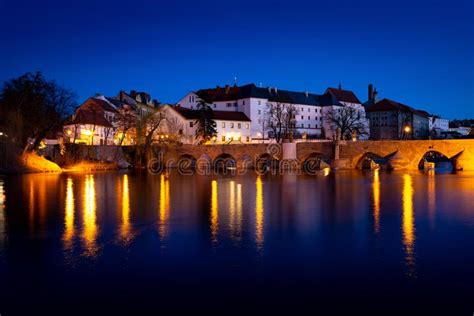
[{"left": 404, "top": 125, "right": 411, "bottom": 139}]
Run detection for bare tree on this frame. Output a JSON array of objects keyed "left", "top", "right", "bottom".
[
  {"left": 265, "top": 101, "right": 299, "bottom": 143},
  {"left": 136, "top": 110, "right": 166, "bottom": 148},
  {"left": 115, "top": 106, "right": 136, "bottom": 145},
  {"left": 162, "top": 116, "right": 184, "bottom": 142},
  {"left": 324, "top": 106, "right": 367, "bottom": 140}
]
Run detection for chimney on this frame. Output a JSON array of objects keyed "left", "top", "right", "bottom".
[
  {"left": 268, "top": 86, "right": 272, "bottom": 93},
  {"left": 225, "top": 85, "right": 230, "bottom": 94},
  {"left": 130, "top": 90, "right": 137, "bottom": 99},
  {"left": 305, "top": 91, "right": 309, "bottom": 98},
  {"left": 368, "top": 84, "right": 374, "bottom": 101},
  {"left": 338, "top": 83, "right": 342, "bottom": 90},
  {"left": 373, "top": 88, "right": 378, "bottom": 100},
  {"left": 274, "top": 87, "right": 278, "bottom": 94}
]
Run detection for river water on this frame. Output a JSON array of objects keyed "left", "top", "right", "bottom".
[{"left": 0, "top": 170, "right": 473, "bottom": 314}]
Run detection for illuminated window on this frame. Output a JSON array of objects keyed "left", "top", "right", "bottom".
[{"left": 222, "top": 136, "right": 225, "bottom": 141}]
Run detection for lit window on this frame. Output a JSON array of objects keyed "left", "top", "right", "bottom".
[{"left": 222, "top": 136, "right": 226, "bottom": 141}]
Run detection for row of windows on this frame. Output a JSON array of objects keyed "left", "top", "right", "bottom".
[
  {"left": 220, "top": 136, "right": 250, "bottom": 142},
  {"left": 299, "top": 124, "right": 321, "bottom": 129},
  {"left": 300, "top": 116, "right": 323, "bottom": 121},
  {"left": 189, "top": 121, "right": 250, "bottom": 129}
]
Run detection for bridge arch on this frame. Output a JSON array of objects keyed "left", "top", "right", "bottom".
[
  {"left": 355, "top": 152, "right": 388, "bottom": 169},
  {"left": 213, "top": 153, "right": 237, "bottom": 172},
  {"left": 417, "top": 150, "right": 455, "bottom": 171},
  {"left": 256, "top": 153, "right": 279, "bottom": 172},
  {"left": 302, "top": 152, "right": 330, "bottom": 174}
]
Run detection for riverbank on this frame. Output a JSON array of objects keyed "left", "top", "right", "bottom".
[{"left": 0, "top": 151, "right": 62, "bottom": 174}]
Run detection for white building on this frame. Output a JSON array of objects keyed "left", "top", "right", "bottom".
[
  {"left": 63, "top": 97, "right": 118, "bottom": 145},
  {"left": 428, "top": 116, "right": 449, "bottom": 136},
  {"left": 158, "top": 104, "right": 252, "bottom": 144},
  {"left": 448, "top": 126, "right": 472, "bottom": 136},
  {"left": 176, "top": 83, "right": 368, "bottom": 141}
]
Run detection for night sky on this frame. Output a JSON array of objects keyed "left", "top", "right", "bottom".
[{"left": 1, "top": 0, "right": 473, "bottom": 118}]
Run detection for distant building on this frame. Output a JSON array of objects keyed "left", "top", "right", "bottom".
[
  {"left": 448, "top": 125, "right": 472, "bottom": 136},
  {"left": 116, "top": 90, "right": 159, "bottom": 117},
  {"left": 365, "top": 98, "right": 429, "bottom": 140},
  {"left": 428, "top": 115, "right": 449, "bottom": 137},
  {"left": 176, "top": 83, "right": 368, "bottom": 141}
]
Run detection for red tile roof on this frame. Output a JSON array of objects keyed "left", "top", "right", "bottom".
[
  {"left": 66, "top": 97, "right": 117, "bottom": 127},
  {"left": 366, "top": 98, "right": 428, "bottom": 117},
  {"left": 175, "top": 107, "right": 251, "bottom": 121},
  {"left": 326, "top": 87, "right": 361, "bottom": 104},
  {"left": 69, "top": 110, "right": 113, "bottom": 127}
]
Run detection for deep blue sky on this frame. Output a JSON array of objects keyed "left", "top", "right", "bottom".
[{"left": 1, "top": 0, "right": 473, "bottom": 118}]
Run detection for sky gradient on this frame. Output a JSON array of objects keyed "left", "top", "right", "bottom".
[{"left": 1, "top": 0, "right": 473, "bottom": 118}]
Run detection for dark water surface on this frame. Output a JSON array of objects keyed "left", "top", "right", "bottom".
[{"left": 0, "top": 170, "right": 473, "bottom": 314}]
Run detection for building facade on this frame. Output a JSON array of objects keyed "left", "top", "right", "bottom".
[
  {"left": 158, "top": 105, "right": 252, "bottom": 144},
  {"left": 176, "top": 83, "right": 368, "bottom": 141},
  {"left": 366, "top": 98, "right": 429, "bottom": 140},
  {"left": 63, "top": 97, "right": 118, "bottom": 145}
]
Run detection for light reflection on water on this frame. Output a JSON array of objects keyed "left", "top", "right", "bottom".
[
  {"left": 119, "top": 174, "right": 132, "bottom": 244},
  {"left": 82, "top": 174, "right": 98, "bottom": 257},
  {"left": 0, "top": 178, "right": 5, "bottom": 248},
  {"left": 158, "top": 174, "right": 170, "bottom": 240},
  {"left": 63, "top": 177, "right": 75, "bottom": 250},
  {"left": 402, "top": 174, "right": 416, "bottom": 277},
  {"left": 210, "top": 180, "right": 218, "bottom": 243},
  {"left": 2, "top": 170, "right": 474, "bottom": 309},
  {"left": 255, "top": 176, "right": 264, "bottom": 249},
  {"left": 372, "top": 170, "right": 380, "bottom": 234}
]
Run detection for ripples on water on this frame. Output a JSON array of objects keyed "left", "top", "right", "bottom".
[{"left": 0, "top": 170, "right": 473, "bottom": 313}]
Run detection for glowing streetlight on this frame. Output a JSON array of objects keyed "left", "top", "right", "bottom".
[{"left": 404, "top": 126, "right": 411, "bottom": 133}]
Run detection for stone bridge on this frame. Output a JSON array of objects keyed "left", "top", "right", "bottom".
[{"left": 154, "top": 139, "right": 474, "bottom": 171}]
